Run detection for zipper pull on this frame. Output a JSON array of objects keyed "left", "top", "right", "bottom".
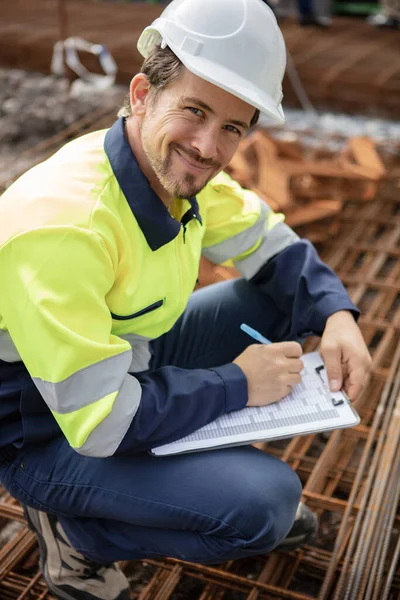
[{"left": 182, "top": 223, "right": 187, "bottom": 244}]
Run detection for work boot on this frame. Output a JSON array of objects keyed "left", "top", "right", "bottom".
[
  {"left": 24, "top": 506, "right": 131, "bottom": 600},
  {"left": 367, "top": 13, "right": 400, "bottom": 28},
  {"left": 299, "top": 15, "right": 332, "bottom": 28},
  {"left": 274, "top": 502, "right": 318, "bottom": 552}
]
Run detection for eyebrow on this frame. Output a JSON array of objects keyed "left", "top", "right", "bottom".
[{"left": 182, "top": 96, "right": 250, "bottom": 130}]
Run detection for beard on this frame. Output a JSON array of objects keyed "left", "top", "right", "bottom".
[{"left": 142, "top": 131, "right": 221, "bottom": 199}]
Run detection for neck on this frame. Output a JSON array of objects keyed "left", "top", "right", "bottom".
[{"left": 124, "top": 117, "right": 173, "bottom": 209}]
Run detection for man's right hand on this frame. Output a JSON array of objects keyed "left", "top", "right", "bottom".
[{"left": 233, "top": 342, "right": 304, "bottom": 407}]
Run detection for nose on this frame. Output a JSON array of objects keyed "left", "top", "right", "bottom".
[{"left": 190, "top": 124, "right": 219, "bottom": 161}]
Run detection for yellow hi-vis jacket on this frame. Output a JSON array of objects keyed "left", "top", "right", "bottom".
[{"left": 0, "top": 118, "right": 301, "bottom": 456}]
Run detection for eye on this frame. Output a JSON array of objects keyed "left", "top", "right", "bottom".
[
  {"left": 187, "top": 107, "right": 204, "bottom": 117},
  {"left": 224, "top": 124, "right": 242, "bottom": 136}
]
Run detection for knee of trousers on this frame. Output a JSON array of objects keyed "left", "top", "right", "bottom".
[{"left": 241, "top": 462, "right": 302, "bottom": 552}]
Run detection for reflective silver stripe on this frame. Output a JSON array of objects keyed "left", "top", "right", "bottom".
[
  {"left": 0, "top": 329, "right": 21, "bottom": 362},
  {"left": 202, "top": 202, "right": 269, "bottom": 264},
  {"left": 119, "top": 334, "right": 152, "bottom": 372},
  {"left": 74, "top": 373, "right": 142, "bottom": 457},
  {"left": 33, "top": 350, "right": 133, "bottom": 414},
  {"left": 235, "top": 222, "right": 300, "bottom": 279}
]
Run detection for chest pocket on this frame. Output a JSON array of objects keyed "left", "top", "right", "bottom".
[{"left": 111, "top": 298, "right": 165, "bottom": 321}]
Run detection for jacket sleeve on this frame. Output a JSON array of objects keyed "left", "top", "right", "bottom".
[
  {"left": 200, "top": 172, "right": 359, "bottom": 338},
  {"left": 250, "top": 239, "right": 360, "bottom": 339},
  {"left": 0, "top": 228, "right": 247, "bottom": 457},
  {"left": 200, "top": 171, "right": 299, "bottom": 268}
]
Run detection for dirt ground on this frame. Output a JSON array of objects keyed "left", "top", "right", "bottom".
[{"left": 0, "top": 67, "right": 126, "bottom": 185}]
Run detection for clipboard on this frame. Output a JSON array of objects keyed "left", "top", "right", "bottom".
[{"left": 150, "top": 351, "right": 360, "bottom": 457}]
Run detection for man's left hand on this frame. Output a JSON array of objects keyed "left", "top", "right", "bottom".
[{"left": 320, "top": 310, "right": 372, "bottom": 404}]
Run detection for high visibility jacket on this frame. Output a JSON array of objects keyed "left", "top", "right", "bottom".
[{"left": 0, "top": 118, "right": 358, "bottom": 456}]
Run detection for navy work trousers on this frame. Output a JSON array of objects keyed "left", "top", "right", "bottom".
[{"left": 0, "top": 279, "right": 302, "bottom": 565}]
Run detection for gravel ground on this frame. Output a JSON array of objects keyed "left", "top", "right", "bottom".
[{"left": 0, "top": 68, "right": 126, "bottom": 184}]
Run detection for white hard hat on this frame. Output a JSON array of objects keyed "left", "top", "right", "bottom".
[{"left": 137, "top": 0, "right": 286, "bottom": 124}]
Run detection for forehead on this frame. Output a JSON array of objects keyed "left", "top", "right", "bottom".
[{"left": 161, "top": 68, "right": 255, "bottom": 122}]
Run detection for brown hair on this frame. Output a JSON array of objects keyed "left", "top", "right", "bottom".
[{"left": 118, "top": 44, "right": 259, "bottom": 127}]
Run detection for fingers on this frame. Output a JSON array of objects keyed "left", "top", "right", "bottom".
[
  {"left": 284, "top": 373, "right": 302, "bottom": 395},
  {"left": 321, "top": 344, "right": 343, "bottom": 392},
  {"left": 288, "top": 372, "right": 302, "bottom": 387},
  {"left": 288, "top": 358, "right": 304, "bottom": 374},
  {"left": 343, "top": 359, "right": 371, "bottom": 402},
  {"left": 284, "top": 342, "right": 303, "bottom": 358},
  {"left": 274, "top": 341, "right": 303, "bottom": 358},
  {"left": 344, "top": 373, "right": 365, "bottom": 402},
  {"left": 259, "top": 345, "right": 303, "bottom": 373},
  {"left": 344, "top": 380, "right": 361, "bottom": 402}
]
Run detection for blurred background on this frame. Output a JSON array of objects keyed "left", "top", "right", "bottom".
[{"left": 0, "top": 1, "right": 400, "bottom": 599}]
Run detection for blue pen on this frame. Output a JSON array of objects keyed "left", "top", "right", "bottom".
[{"left": 240, "top": 323, "right": 272, "bottom": 345}]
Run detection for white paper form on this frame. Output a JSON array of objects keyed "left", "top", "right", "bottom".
[{"left": 151, "top": 352, "right": 360, "bottom": 457}]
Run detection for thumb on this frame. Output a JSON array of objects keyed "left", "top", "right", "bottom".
[{"left": 322, "top": 345, "right": 343, "bottom": 392}]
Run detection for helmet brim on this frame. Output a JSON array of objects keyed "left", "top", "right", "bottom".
[
  {"left": 137, "top": 27, "right": 285, "bottom": 125},
  {"left": 177, "top": 51, "right": 285, "bottom": 125}
]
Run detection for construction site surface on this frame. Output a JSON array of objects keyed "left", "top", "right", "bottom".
[
  {"left": 1, "top": 1, "right": 400, "bottom": 599},
  {"left": 1, "top": 0, "right": 400, "bottom": 118}
]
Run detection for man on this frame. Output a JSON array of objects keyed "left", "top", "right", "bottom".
[{"left": 0, "top": 0, "right": 371, "bottom": 599}]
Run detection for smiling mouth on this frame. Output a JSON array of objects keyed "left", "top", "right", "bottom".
[{"left": 174, "top": 149, "right": 212, "bottom": 173}]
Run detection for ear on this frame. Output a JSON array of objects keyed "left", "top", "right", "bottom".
[{"left": 129, "top": 74, "right": 151, "bottom": 117}]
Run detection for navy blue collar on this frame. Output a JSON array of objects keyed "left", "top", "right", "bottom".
[{"left": 104, "top": 118, "right": 202, "bottom": 251}]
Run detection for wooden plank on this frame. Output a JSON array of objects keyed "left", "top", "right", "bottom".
[
  {"left": 285, "top": 199, "right": 342, "bottom": 228},
  {"left": 347, "top": 137, "right": 387, "bottom": 179},
  {"left": 279, "top": 159, "right": 370, "bottom": 180}
]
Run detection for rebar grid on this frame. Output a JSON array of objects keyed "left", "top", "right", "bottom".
[{"left": 1, "top": 136, "right": 400, "bottom": 598}]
